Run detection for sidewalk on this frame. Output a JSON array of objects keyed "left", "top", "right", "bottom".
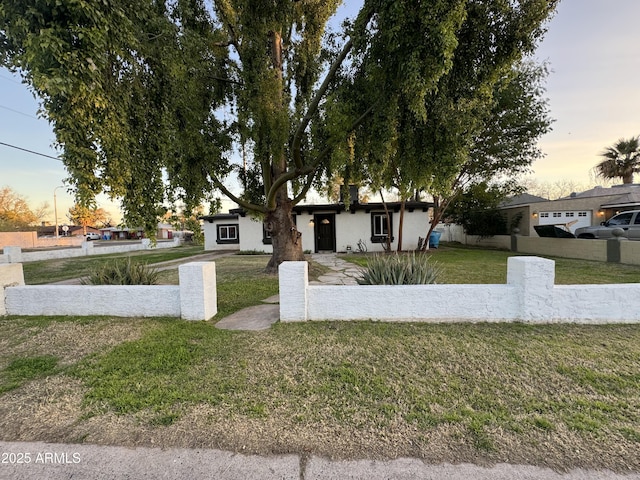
[{"left": 1, "top": 440, "right": 637, "bottom": 480}]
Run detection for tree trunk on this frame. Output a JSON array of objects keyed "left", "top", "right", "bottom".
[
  {"left": 397, "top": 198, "right": 406, "bottom": 252},
  {"left": 265, "top": 194, "right": 305, "bottom": 274}
]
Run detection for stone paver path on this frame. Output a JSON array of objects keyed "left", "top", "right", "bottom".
[
  {"left": 215, "top": 254, "right": 362, "bottom": 331},
  {"left": 310, "top": 253, "right": 362, "bottom": 285}
]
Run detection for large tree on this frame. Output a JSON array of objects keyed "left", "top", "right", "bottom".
[
  {"left": 67, "top": 204, "right": 110, "bottom": 233},
  {"left": 594, "top": 136, "right": 640, "bottom": 185},
  {"left": 0, "top": 186, "right": 49, "bottom": 231},
  {"left": 1, "top": 0, "right": 557, "bottom": 270}
]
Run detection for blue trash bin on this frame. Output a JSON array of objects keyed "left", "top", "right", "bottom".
[{"left": 429, "top": 230, "right": 442, "bottom": 248}]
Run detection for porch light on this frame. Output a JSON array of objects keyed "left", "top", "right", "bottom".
[
  {"left": 308, "top": 219, "right": 314, "bottom": 226},
  {"left": 321, "top": 218, "right": 330, "bottom": 225},
  {"left": 532, "top": 211, "right": 538, "bottom": 218}
]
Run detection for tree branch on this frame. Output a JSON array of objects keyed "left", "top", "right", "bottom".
[
  {"left": 210, "top": 177, "right": 268, "bottom": 214},
  {"left": 291, "top": 38, "right": 353, "bottom": 169},
  {"left": 291, "top": 169, "right": 319, "bottom": 206}
]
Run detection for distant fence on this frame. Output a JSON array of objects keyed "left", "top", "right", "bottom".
[
  {"left": 436, "top": 223, "right": 640, "bottom": 266},
  {"left": 0, "top": 232, "right": 83, "bottom": 250},
  {"left": 0, "top": 238, "right": 182, "bottom": 264},
  {"left": 0, "top": 261, "right": 217, "bottom": 320},
  {"left": 279, "top": 257, "right": 640, "bottom": 324}
]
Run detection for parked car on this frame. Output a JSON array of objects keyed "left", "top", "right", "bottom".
[
  {"left": 575, "top": 210, "right": 640, "bottom": 239},
  {"left": 86, "top": 232, "right": 101, "bottom": 240}
]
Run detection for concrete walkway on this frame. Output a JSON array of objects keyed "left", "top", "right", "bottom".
[{"left": 215, "top": 254, "right": 362, "bottom": 331}]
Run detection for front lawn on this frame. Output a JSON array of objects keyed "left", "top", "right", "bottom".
[
  {"left": 22, "top": 245, "right": 208, "bottom": 284},
  {"left": 344, "top": 243, "right": 640, "bottom": 284},
  {"left": 1, "top": 250, "right": 639, "bottom": 472}
]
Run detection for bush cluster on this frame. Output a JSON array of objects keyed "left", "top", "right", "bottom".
[
  {"left": 357, "top": 252, "right": 440, "bottom": 285},
  {"left": 82, "top": 258, "right": 159, "bottom": 285}
]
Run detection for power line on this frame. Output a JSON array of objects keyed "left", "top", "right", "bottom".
[
  {"left": 0, "top": 73, "right": 22, "bottom": 84},
  {"left": 0, "top": 141, "right": 62, "bottom": 161},
  {"left": 0, "top": 104, "right": 40, "bottom": 120}
]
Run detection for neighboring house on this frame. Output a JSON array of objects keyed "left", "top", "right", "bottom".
[
  {"left": 201, "top": 197, "right": 434, "bottom": 253},
  {"left": 37, "top": 225, "right": 102, "bottom": 237},
  {"left": 499, "top": 193, "right": 549, "bottom": 236},
  {"left": 98, "top": 223, "right": 175, "bottom": 240},
  {"left": 157, "top": 223, "right": 174, "bottom": 240},
  {"left": 501, "top": 184, "right": 640, "bottom": 236}
]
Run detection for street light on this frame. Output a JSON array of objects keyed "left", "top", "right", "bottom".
[{"left": 54, "top": 185, "right": 64, "bottom": 240}]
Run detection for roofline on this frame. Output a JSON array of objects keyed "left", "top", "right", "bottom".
[
  {"left": 599, "top": 202, "right": 640, "bottom": 209},
  {"left": 200, "top": 201, "right": 434, "bottom": 219},
  {"left": 199, "top": 213, "right": 240, "bottom": 222}
]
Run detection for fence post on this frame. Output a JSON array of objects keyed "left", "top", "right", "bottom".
[
  {"left": 511, "top": 228, "right": 519, "bottom": 252},
  {"left": 507, "top": 256, "right": 555, "bottom": 322},
  {"left": 4, "top": 246, "right": 22, "bottom": 263},
  {"left": 82, "top": 241, "right": 94, "bottom": 256},
  {"left": 279, "top": 261, "right": 308, "bottom": 322},
  {"left": 179, "top": 262, "right": 217, "bottom": 321},
  {"left": 0, "top": 263, "right": 25, "bottom": 316},
  {"left": 606, "top": 228, "right": 625, "bottom": 263}
]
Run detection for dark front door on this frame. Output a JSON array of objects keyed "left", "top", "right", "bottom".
[{"left": 314, "top": 213, "right": 335, "bottom": 252}]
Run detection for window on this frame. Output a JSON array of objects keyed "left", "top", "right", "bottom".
[
  {"left": 216, "top": 224, "right": 239, "bottom": 244},
  {"left": 540, "top": 212, "right": 549, "bottom": 218},
  {"left": 371, "top": 212, "right": 394, "bottom": 243},
  {"left": 608, "top": 212, "right": 633, "bottom": 226},
  {"left": 553, "top": 212, "right": 562, "bottom": 218},
  {"left": 578, "top": 212, "right": 587, "bottom": 217},
  {"left": 566, "top": 212, "right": 574, "bottom": 217}
]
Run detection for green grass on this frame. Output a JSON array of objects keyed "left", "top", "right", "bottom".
[
  {"left": 0, "top": 355, "right": 59, "bottom": 394},
  {"left": 63, "top": 321, "right": 640, "bottom": 456},
  {"left": 343, "top": 243, "right": 640, "bottom": 284},
  {"left": 22, "top": 245, "right": 207, "bottom": 284}
]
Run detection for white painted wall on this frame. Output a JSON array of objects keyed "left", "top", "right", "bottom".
[
  {"left": 2, "top": 261, "right": 217, "bottom": 321},
  {"left": 279, "top": 257, "right": 640, "bottom": 324},
  {"left": 1, "top": 238, "right": 182, "bottom": 264},
  {"left": 204, "top": 207, "right": 432, "bottom": 253}
]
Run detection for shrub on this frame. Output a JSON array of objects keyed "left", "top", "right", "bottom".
[
  {"left": 357, "top": 252, "right": 441, "bottom": 285},
  {"left": 82, "top": 258, "right": 159, "bottom": 285}
]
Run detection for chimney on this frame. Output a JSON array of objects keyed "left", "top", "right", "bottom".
[{"left": 339, "top": 185, "right": 359, "bottom": 205}]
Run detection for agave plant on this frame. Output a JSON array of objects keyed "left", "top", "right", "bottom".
[
  {"left": 357, "top": 252, "right": 440, "bottom": 285},
  {"left": 82, "top": 258, "right": 159, "bottom": 285}
]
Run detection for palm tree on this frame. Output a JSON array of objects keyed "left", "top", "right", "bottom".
[{"left": 594, "top": 136, "right": 640, "bottom": 184}]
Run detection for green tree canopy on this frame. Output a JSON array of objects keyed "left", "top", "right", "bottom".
[{"left": 1, "top": 0, "right": 558, "bottom": 269}]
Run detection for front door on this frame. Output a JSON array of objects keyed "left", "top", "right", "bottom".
[{"left": 314, "top": 213, "right": 336, "bottom": 252}]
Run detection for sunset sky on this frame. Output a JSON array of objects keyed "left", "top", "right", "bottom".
[{"left": 1, "top": 0, "right": 639, "bottom": 223}]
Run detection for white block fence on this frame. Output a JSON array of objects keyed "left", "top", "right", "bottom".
[
  {"left": 0, "top": 238, "right": 182, "bottom": 264},
  {"left": 1, "top": 262, "right": 216, "bottom": 321},
  {"left": 279, "top": 256, "right": 640, "bottom": 324}
]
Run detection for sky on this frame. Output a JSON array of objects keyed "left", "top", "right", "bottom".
[{"left": 1, "top": 0, "right": 639, "bottom": 224}]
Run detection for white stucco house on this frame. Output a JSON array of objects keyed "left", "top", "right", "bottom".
[{"left": 201, "top": 196, "right": 435, "bottom": 254}]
